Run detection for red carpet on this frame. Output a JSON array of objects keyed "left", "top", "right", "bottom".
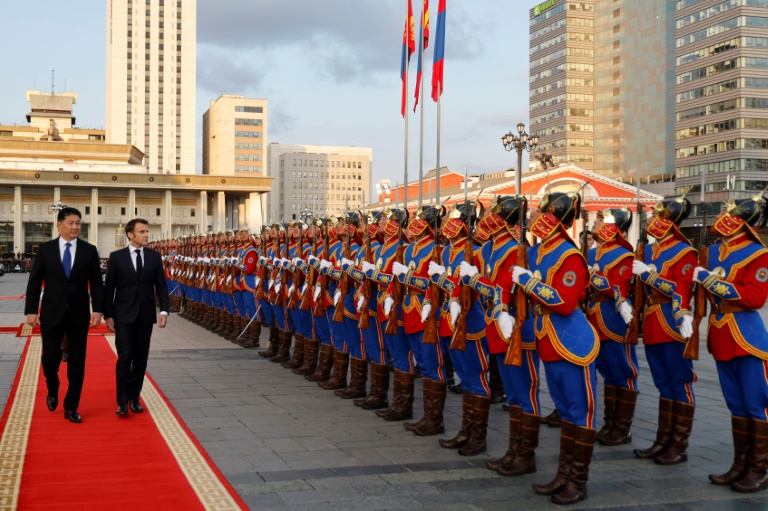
[
  {"left": 15, "top": 322, "right": 112, "bottom": 338},
  {"left": 0, "top": 295, "right": 25, "bottom": 301},
  {"left": 0, "top": 336, "right": 246, "bottom": 510}
]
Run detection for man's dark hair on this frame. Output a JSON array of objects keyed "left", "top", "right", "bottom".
[
  {"left": 125, "top": 218, "right": 149, "bottom": 235},
  {"left": 57, "top": 207, "right": 82, "bottom": 222}
]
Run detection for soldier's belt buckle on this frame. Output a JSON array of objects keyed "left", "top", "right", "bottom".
[
  {"left": 645, "top": 295, "right": 653, "bottom": 307},
  {"left": 533, "top": 303, "right": 543, "bottom": 316},
  {"left": 712, "top": 302, "right": 723, "bottom": 314}
]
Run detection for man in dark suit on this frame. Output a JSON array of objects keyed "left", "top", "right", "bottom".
[
  {"left": 24, "top": 207, "right": 104, "bottom": 423},
  {"left": 103, "top": 218, "right": 169, "bottom": 415}
]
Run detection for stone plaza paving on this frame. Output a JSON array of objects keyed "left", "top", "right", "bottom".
[{"left": 1, "top": 272, "right": 767, "bottom": 510}]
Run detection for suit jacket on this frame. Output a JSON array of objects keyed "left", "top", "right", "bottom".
[
  {"left": 24, "top": 237, "right": 105, "bottom": 326},
  {"left": 103, "top": 246, "right": 169, "bottom": 324}
]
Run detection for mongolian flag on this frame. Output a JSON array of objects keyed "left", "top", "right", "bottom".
[
  {"left": 400, "top": 0, "right": 416, "bottom": 117},
  {"left": 413, "top": 0, "right": 429, "bottom": 112},
  {"left": 431, "top": 0, "right": 446, "bottom": 102}
]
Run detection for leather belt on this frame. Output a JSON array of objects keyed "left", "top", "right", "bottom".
[
  {"left": 532, "top": 303, "right": 579, "bottom": 316},
  {"left": 645, "top": 295, "right": 671, "bottom": 306},
  {"left": 711, "top": 302, "right": 751, "bottom": 315},
  {"left": 591, "top": 294, "right": 613, "bottom": 303}
]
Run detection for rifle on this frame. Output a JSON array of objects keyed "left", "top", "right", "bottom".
[
  {"left": 624, "top": 201, "right": 646, "bottom": 345},
  {"left": 274, "top": 233, "right": 285, "bottom": 307},
  {"left": 358, "top": 213, "right": 372, "bottom": 329},
  {"left": 287, "top": 225, "right": 301, "bottom": 310},
  {"left": 684, "top": 194, "right": 708, "bottom": 360},
  {"left": 450, "top": 202, "right": 474, "bottom": 351},
  {"left": 313, "top": 222, "right": 330, "bottom": 317},
  {"left": 422, "top": 209, "right": 442, "bottom": 345},
  {"left": 580, "top": 207, "right": 590, "bottom": 313},
  {"left": 505, "top": 197, "right": 527, "bottom": 367},
  {"left": 385, "top": 211, "right": 405, "bottom": 335},
  {"left": 332, "top": 202, "right": 351, "bottom": 323},
  {"left": 301, "top": 221, "right": 317, "bottom": 311},
  {"left": 255, "top": 231, "right": 267, "bottom": 301}
]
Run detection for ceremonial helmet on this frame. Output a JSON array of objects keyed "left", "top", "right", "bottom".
[
  {"left": 409, "top": 205, "right": 445, "bottom": 237},
  {"left": 384, "top": 208, "right": 409, "bottom": 236},
  {"left": 444, "top": 201, "right": 482, "bottom": 239},
  {"left": 594, "top": 208, "right": 633, "bottom": 250},
  {"left": 476, "top": 196, "right": 522, "bottom": 240},
  {"left": 646, "top": 196, "right": 692, "bottom": 240},
  {"left": 529, "top": 191, "right": 581, "bottom": 240},
  {"left": 364, "top": 210, "right": 383, "bottom": 237},
  {"left": 713, "top": 194, "right": 768, "bottom": 244}
]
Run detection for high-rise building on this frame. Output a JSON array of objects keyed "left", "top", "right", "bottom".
[
  {"left": 106, "top": 0, "right": 196, "bottom": 174},
  {"left": 529, "top": 0, "right": 768, "bottom": 237},
  {"left": 267, "top": 143, "right": 372, "bottom": 223},
  {"left": 202, "top": 95, "right": 268, "bottom": 176}
]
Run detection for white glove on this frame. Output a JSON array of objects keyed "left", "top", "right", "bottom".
[
  {"left": 259, "top": 256, "right": 266, "bottom": 264},
  {"left": 384, "top": 296, "right": 395, "bottom": 316},
  {"left": 618, "top": 301, "right": 633, "bottom": 325},
  {"left": 632, "top": 260, "right": 653, "bottom": 276},
  {"left": 392, "top": 262, "right": 409, "bottom": 276},
  {"left": 428, "top": 261, "right": 446, "bottom": 277},
  {"left": 334, "top": 289, "right": 342, "bottom": 306},
  {"left": 449, "top": 301, "right": 461, "bottom": 327},
  {"left": 292, "top": 257, "right": 300, "bottom": 265},
  {"left": 499, "top": 311, "right": 516, "bottom": 340},
  {"left": 308, "top": 254, "right": 318, "bottom": 264},
  {"left": 357, "top": 294, "right": 365, "bottom": 312},
  {"left": 282, "top": 258, "right": 291, "bottom": 267},
  {"left": 511, "top": 266, "right": 533, "bottom": 285},
  {"left": 288, "top": 285, "right": 295, "bottom": 296},
  {"left": 420, "top": 303, "right": 432, "bottom": 323},
  {"left": 342, "top": 257, "right": 355, "bottom": 268},
  {"left": 362, "top": 261, "right": 375, "bottom": 273},
  {"left": 275, "top": 282, "right": 282, "bottom": 294},
  {"left": 693, "top": 266, "right": 707, "bottom": 283},
  {"left": 267, "top": 279, "right": 274, "bottom": 290},
  {"left": 301, "top": 283, "right": 307, "bottom": 295},
  {"left": 313, "top": 284, "right": 322, "bottom": 301},
  {"left": 319, "top": 259, "right": 333, "bottom": 270},
  {"left": 679, "top": 314, "right": 694, "bottom": 339},
  {"left": 459, "top": 261, "right": 478, "bottom": 278}
]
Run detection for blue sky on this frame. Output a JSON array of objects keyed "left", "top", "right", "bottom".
[{"left": 0, "top": 0, "right": 532, "bottom": 185}]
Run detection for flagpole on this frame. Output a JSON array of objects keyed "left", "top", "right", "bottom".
[
  {"left": 404, "top": 0, "right": 410, "bottom": 215},
  {"left": 435, "top": 96, "right": 441, "bottom": 208},
  {"left": 417, "top": 2, "right": 425, "bottom": 208}
]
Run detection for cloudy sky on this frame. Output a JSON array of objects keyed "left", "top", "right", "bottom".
[{"left": 0, "top": 0, "right": 532, "bottom": 187}]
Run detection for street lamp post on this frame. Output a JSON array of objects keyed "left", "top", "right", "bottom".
[{"left": 501, "top": 123, "right": 539, "bottom": 197}]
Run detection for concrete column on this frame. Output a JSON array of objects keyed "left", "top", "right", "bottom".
[
  {"left": 14, "top": 186, "right": 22, "bottom": 254},
  {"left": 226, "top": 198, "right": 234, "bottom": 230},
  {"left": 237, "top": 198, "right": 245, "bottom": 229},
  {"left": 52, "top": 187, "right": 61, "bottom": 238},
  {"left": 198, "top": 191, "right": 208, "bottom": 233},
  {"left": 248, "top": 192, "right": 263, "bottom": 231},
  {"left": 216, "top": 191, "right": 226, "bottom": 232},
  {"left": 163, "top": 190, "right": 172, "bottom": 238},
  {"left": 127, "top": 189, "right": 136, "bottom": 221},
  {"left": 90, "top": 188, "right": 99, "bottom": 246},
  {"left": 244, "top": 196, "right": 251, "bottom": 227}
]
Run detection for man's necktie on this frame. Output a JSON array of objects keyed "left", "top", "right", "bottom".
[
  {"left": 63, "top": 242, "right": 72, "bottom": 279},
  {"left": 135, "top": 249, "right": 143, "bottom": 277}
]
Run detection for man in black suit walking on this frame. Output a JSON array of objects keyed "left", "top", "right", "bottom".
[
  {"left": 24, "top": 207, "right": 105, "bottom": 423},
  {"left": 103, "top": 218, "right": 169, "bottom": 415}
]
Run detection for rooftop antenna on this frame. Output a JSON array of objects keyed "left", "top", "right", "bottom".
[{"left": 51, "top": 67, "right": 55, "bottom": 94}]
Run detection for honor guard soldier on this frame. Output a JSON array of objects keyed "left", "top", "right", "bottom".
[
  {"left": 270, "top": 223, "right": 293, "bottom": 364},
  {"left": 461, "top": 197, "right": 540, "bottom": 468},
  {"left": 306, "top": 218, "right": 336, "bottom": 382},
  {"left": 631, "top": 197, "right": 697, "bottom": 465},
  {"left": 292, "top": 218, "right": 321, "bottom": 377},
  {"left": 257, "top": 226, "right": 278, "bottom": 357},
  {"left": 511, "top": 191, "right": 600, "bottom": 505},
  {"left": 363, "top": 209, "right": 413, "bottom": 421},
  {"left": 236, "top": 228, "right": 261, "bottom": 348},
  {"left": 260, "top": 225, "right": 283, "bottom": 358},
  {"left": 694, "top": 196, "right": 768, "bottom": 493},
  {"left": 587, "top": 209, "right": 639, "bottom": 446}
]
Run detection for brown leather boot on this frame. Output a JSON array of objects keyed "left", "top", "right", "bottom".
[
  {"left": 709, "top": 416, "right": 750, "bottom": 485},
  {"left": 533, "top": 422, "right": 575, "bottom": 495},
  {"left": 634, "top": 398, "right": 674, "bottom": 458},
  {"left": 294, "top": 337, "right": 319, "bottom": 375},
  {"left": 542, "top": 408, "right": 563, "bottom": 428},
  {"left": 440, "top": 393, "right": 474, "bottom": 449},
  {"left": 551, "top": 425, "right": 596, "bottom": 505},
  {"left": 731, "top": 418, "right": 768, "bottom": 493},
  {"left": 216, "top": 312, "right": 230, "bottom": 336},
  {"left": 271, "top": 330, "right": 292, "bottom": 364},
  {"left": 404, "top": 378, "right": 433, "bottom": 433},
  {"left": 208, "top": 308, "right": 219, "bottom": 331},
  {"left": 376, "top": 370, "right": 414, "bottom": 421},
  {"left": 320, "top": 351, "right": 349, "bottom": 390},
  {"left": 497, "top": 411, "right": 539, "bottom": 476},
  {"left": 405, "top": 379, "right": 447, "bottom": 436},
  {"left": 654, "top": 401, "right": 694, "bottom": 465},
  {"left": 336, "top": 357, "right": 368, "bottom": 398},
  {"left": 486, "top": 406, "right": 522, "bottom": 473},
  {"left": 596, "top": 385, "right": 618, "bottom": 443},
  {"left": 260, "top": 326, "right": 279, "bottom": 358},
  {"left": 239, "top": 320, "right": 260, "bottom": 348},
  {"left": 227, "top": 315, "right": 242, "bottom": 341},
  {"left": 306, "top": 343, "right": 334, "bottom": 382},
  {"left": 459, "top": 395, "right": 490, "bottom": 456},
  {"left": 600, "top": 387, "right": 637, "bottom": 446},
  {"left": 282, "top": 334, "right": 305, "bottom": 368},
  {"left": 355, "top": 362, "right": 390, "bottom": 410},
  {"left": 250, "top": 321, "right": 261, "bottom": 347}
]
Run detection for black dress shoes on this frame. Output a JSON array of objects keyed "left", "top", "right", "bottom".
[
  {"left": 46, "top": 395, "right": 58, "bottom": 412},
  {"left": 62, "top": 351, "right": 68, "bottom": 362},
  {"left": 64, "top": 410, "right": 82, "bottom": 423},
  {"left": 130, "top": 400, "right": 143, "bottom": 413},
  {"left": 116, "top": 403, "right": 128, "bottom": 416}
]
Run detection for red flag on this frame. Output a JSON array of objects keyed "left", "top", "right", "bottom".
[
  {"left": 431, "top": 0, "right": 445, "bottom": 103},
  {"left": 413, "top": 0, "right": 429, "bottom": 111},
  {"left": 400, "top": 0, "right": 415, "bottom": 117}
]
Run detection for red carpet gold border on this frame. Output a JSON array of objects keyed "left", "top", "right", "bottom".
[
  {"left": 0, "top": 337, "right": 40, "bottom": 511},
  {"left": 104, "top": 336, "right": 242, "bottom": 510}
]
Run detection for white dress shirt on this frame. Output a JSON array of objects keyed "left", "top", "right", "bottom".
[{"left": 59, "top": 237, "right": 77, "bottom": 264}]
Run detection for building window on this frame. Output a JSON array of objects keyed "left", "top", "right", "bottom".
[
  {"left": 156, "top": 208, "right": 161, "bottom": 216},
  {"left": 190, "top": 209, "right": 195, "bottom": 217},
  {"left": 121, "top": 207, "right": 126, "bottom": 216}
]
